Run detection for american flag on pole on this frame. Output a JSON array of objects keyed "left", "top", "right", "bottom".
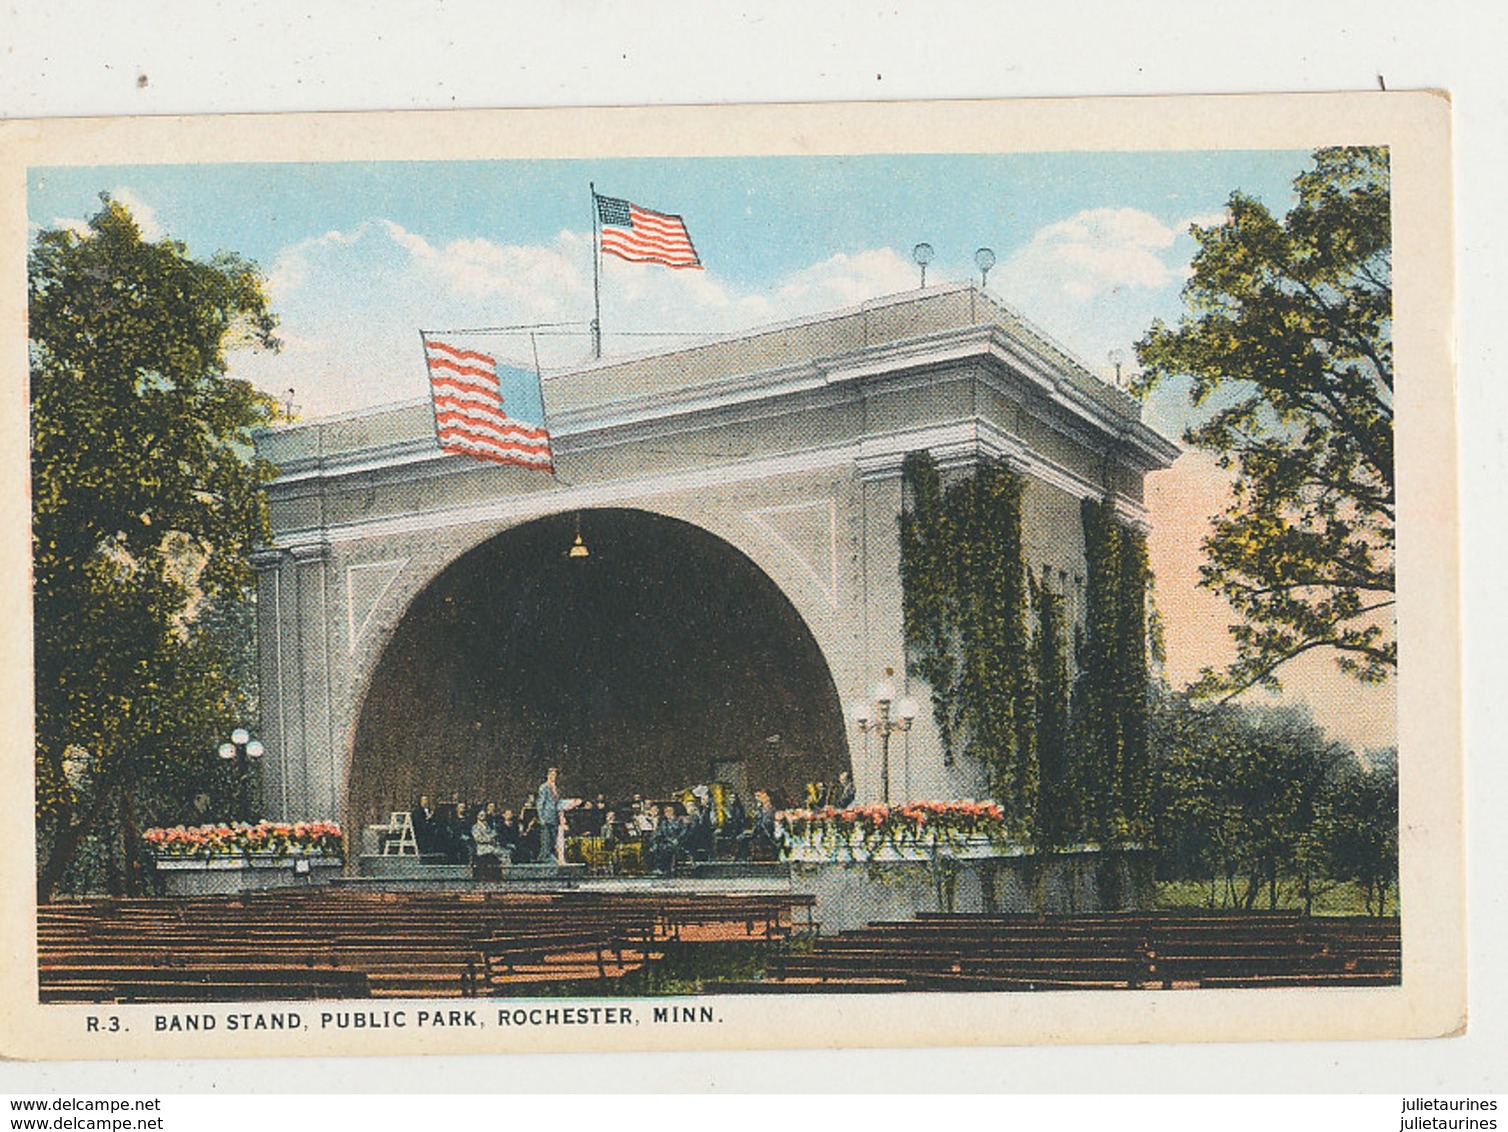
[
  {"left": 424, "top": 337, "right": 555, "bottom": 470},
  {"left": 595, "top": 193, "right": 702, "bottom": 270}
]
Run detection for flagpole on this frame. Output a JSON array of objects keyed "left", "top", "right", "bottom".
[
  {"left": 419, "top": 329, "right": 446, "bottom": 453},
  {"left": 530, "top": 329, "right": 561, "bottom": 479},
  {"left": 589, "top": 182, "right": 602, "bottom": 359}
]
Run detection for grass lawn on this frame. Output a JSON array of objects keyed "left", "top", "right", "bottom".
[{"left": 1154, "top": 878, "right": 1398, "bottom": 916}]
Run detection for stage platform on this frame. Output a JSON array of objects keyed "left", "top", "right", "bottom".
[
  {"left": 343, "top": 857, "right": 790, "bottom": 895},
  {"left": 357, "top": 855, "right": 586, "bottom": 883}
]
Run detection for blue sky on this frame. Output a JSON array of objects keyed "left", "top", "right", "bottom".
[
  {"left": 28, "top": 150, "right": 1305, "bottom": 428},
  {"left": 29, "top": 151, "right": 1302, "bottom": 283},
  {"left": 25, "top": 148, "right": 1396, "bottom": 748}
]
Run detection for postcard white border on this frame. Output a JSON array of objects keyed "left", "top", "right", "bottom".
[{"left": 0, "top": 92, "right": 1460, "bottom": 1061}]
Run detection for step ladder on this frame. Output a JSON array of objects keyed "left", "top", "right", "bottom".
[{"left": 381, "top": 812, "right": 419, "bottom": 856}]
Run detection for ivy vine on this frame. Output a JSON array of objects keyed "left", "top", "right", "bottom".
[
  {"left": 1073, "top": 497, "right": 1152, "bottom": 844},
  {"left": 899, "top": 453, "right": 1152, "bottom": 848},
  {"left": 1032, "top": 570, "right": 1073, "bottom": 846},
  {"left": 900, "top": 452, "right": 1034, "bottom": 833}
]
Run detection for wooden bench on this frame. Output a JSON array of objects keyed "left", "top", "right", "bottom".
[
  {"left": 475, "top": 930, "right": 632, "bottom": 984},
  {"left": 40, "top": 965, "right": 371, "bottom": 1003},
  {"left": 729, "top": 910, "right": 1401, "bottom": 993}
]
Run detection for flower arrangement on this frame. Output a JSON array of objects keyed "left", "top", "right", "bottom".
[
  {"left": 777, "top": 799, "right": 1011, "bottom": 859},
  {"left": 142, "top": 820, "right": 345, "bottom": 860}
]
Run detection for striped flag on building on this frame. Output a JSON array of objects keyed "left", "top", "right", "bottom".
[
  {"left": 424, "top": 337, "right": 555, "bottom": 470},
  {"left": 595, "top": 193, "right": 702, "bottom": 270}
]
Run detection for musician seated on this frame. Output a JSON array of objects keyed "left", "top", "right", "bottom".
[
  {"left": 738, "top": 790, "right": 779, "bottom": 861},
  {"left": 683, "top": 796, "right": 715, "bottom": 863},
  {"left": 496, "top": 808, "right": 522, "bottom": 856},
  {"left": 411, "top": 794, "right": 441, "bottom": 857},
  {"left": 471, "top": 811, "right": 504, "bottom": 877},
  {"left": 721, "top": 792, "right": 748, "bottom": 839},
  {"left": 448, "top": 801, "right": 474, "bottom": 865},
  {"left": 479, "top": 801, "right": 501, "bottom": 838},
  {"left": 648, "top": 805, "right": 684, "bottom": 875}
]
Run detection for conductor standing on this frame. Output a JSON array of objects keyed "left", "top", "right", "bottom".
[{"left": 536, "top": 767, "right": 566, "bottom": 865}]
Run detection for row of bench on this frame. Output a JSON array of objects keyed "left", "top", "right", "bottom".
[
  {"left": 38, "top": 888, "right": 814, "bottom": 1003},
  {"left": 711, "top": 911, "right": 1402, "bottom": 993}
]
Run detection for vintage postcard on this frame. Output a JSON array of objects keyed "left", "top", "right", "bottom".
[{"left": 0, "top": 93, "right": 1460, "bottom": 1059}]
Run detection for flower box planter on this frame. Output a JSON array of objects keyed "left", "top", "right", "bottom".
[
  {"left": 785, "top": 834, "right": 1008, "bottom": 862},
  {"left": 151, "top": 854, "right": 344, "bottom": 896},
  {"left": 142, "top": 822, "right": 347, "bottom": 893},
  {"left": 777, "top": 801, "right": 1151, "bottom": 932},
  {"left": 778, "top": 800, "right": 1014, "bottom": 862}
]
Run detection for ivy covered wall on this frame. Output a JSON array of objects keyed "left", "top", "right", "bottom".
[
  {"left": 899, "top": 452, "right": 1035, "bottom": 833},
  {"left": 1075, "top": 496, "right": 1152, "bottom": 843},
  {"left": 899, "top": 451, "right": 1151, "bottom": 847}
]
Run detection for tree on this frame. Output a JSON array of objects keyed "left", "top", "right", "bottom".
[
  {"left": 1151, "top": 693, "right": 1357, "bottom": 910},
  {"left": 1321, "top": 749, "right": 1399, "bottom": 915},
  {"left": 31, "top": 196, "right": 280, "bottom": 900},
  {"left": 1135, "top": 147, "right": 1394, "bottom": 698}
]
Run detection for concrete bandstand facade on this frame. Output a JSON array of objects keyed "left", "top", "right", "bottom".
[{"left": 251, "top": 284, "right": 1178, "bottom": 833}]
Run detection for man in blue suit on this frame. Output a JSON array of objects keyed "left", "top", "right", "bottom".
[{"left": 536, "top": 767, "right": 563, "bottom": 864}]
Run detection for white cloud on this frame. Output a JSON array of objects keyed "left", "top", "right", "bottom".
[
  {"left": 977, "top": 206, "right": 1210, "bottom": 387},
  {"left": 49, "top": 188, "right": 169, "bottom": 243},
  {"left": 231, "top": 218, "right": 938, "bottom": 417},
  {"left": 767, "top": 248, "right": 918, "bottom": 314},
  {"left": 1000, "top": 207, "right": 1180, "bottom": 304},
  {"left": 235, "top": 210, "right": 1230, "bottom": 420}
]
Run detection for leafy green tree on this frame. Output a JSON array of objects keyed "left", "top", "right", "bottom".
[
  {"left": 1150, "top": 692, "right": 1247, "bottom": 905},
  {"left": 1135, "top": 147, "right": 1394, "bottom": 698},
  {"left": 31, "top": 196, "right": 279, "bottom": 900},
  {"left": 1322, "top": 749, "right": 1399, "bottom": 914},
  {"left": 1151, "top": 693, "right": 1351, "bottom": 909}
]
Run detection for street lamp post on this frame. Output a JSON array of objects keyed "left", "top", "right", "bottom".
[
  {"left": 853, "top": 668, "right": 920, "bottom": 804},
  {"left": 218, "top": 728, "right": 264, "bottom": 818}
]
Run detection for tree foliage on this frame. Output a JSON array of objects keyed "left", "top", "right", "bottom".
[
  {"left": 1135, "top": 147, "right": 1394, "bottom": 698},
  {"left": 1149, "top": 691, "right": 1391, "bottom": 912},
  {"left": 31, "top": 197, "right": 280, "bottom": 899},
  {"left": 1321, "top": 748, "right": 1399, "bottom": 915}
]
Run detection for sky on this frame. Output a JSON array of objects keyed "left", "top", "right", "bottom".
[{"left": 26, "top": 150, "right": 1396, "bottom": 750}]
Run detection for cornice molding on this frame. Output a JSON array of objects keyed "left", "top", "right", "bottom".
[
  {"left": 263, "top": 322, "right": 1178, "bottom": 506},
  {"left": 249, "top": 547, "right": 289, "bottom": 570}
]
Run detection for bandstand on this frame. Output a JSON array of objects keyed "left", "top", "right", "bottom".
[{"left": 250, "top": 284, "right": 1178, "bottom": 840}]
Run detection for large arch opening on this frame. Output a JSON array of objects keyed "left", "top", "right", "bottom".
[{"left": 349, "top": 508, "right": 849, "bottom": 822}]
